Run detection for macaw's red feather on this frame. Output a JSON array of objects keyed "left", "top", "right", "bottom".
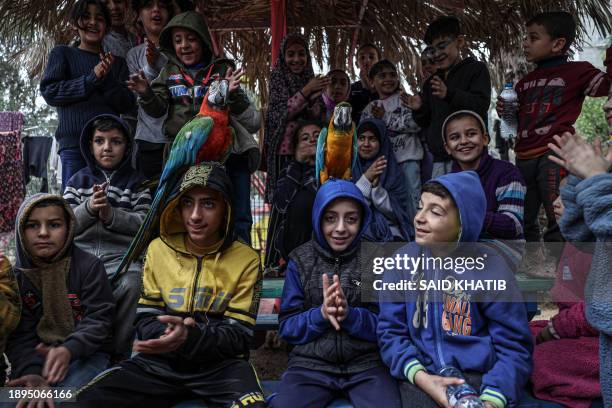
[{"left": 196, "top": 104, "right": 232, "bottom": 163}]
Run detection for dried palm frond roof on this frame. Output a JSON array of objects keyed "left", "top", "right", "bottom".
[{"left": 1, "top": 0, "right": 611, "bottom": 106}]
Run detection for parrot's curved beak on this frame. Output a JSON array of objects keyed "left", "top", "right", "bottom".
[
  {"left": 333, "top": 103, "right": 353, "bottom": 130},
  {"left": 207, "top": 79, "right": 229, "bottom": 109}
]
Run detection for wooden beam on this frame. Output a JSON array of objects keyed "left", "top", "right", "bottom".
[{"left": 348, "top": 0, "right": 369, "bottom": 75}]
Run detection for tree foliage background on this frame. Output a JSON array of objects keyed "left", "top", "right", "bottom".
[
  {"left": 0, "top": 37, "right": 56, "bottom": 132},
  {"left": 575, "top": 96, "right": 608, "bottom": 142}
]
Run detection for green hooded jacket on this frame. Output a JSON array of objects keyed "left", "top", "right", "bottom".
[{"left": 139, "top": 11, "right": 250, "bottom": 140}]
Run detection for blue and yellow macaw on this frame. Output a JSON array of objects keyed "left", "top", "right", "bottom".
[{"left": 316, "top": 102, "right": 358, "bottom": 185}]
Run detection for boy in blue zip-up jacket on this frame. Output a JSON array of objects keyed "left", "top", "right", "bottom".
[
  {"left": 378, "top": 171, "right": 532, "bottom": 408},
  {"left": 272, "top": 179, "right": 401, "bottom": 408}
]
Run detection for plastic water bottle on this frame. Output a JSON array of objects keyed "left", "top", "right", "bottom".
[
  {"left": 499, "top": 82, "right": 518, "bottom": 140},
  {"left": 439, "top": 366, "right": 485, "bottom": 408}
]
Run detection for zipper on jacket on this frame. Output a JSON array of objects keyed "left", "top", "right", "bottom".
[{"left": 189, "top": 257, "right": 204, "bottom": 315}]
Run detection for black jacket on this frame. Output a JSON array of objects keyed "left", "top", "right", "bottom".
[
  {"left": 7, "top": 246, "right": 115, "bottom": 378},
  {"left": 414, "top": 57, "right": 491, "bottom": 161}
]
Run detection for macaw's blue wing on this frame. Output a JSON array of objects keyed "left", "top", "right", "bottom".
[
  {"left": 315, "top": 126, "right": 328, "bottom": 186},
  {"left": 113, "top": 116, "right": 214, "bottom": 281}
]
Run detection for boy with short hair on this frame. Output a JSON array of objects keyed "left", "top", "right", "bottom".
[
  {"left": 77, "top": 162, "right": 265, "bottom": 407},
  {"left": 63, "top": 114, "right": 151, "bottom": 357},
  {"left": 362, "top": 59, "right": 422, "bottom": 221},
  {"left": 349, "top": 43, "right": 381, "bottom": 123},
  {"left": 6, "top": 194, "right": 114, "bottom": 396},
  {"left": 497, "top": 11, "right": 611, "bottom": 245},
  {"left": 443, "top": 110, "right": 526, "bottom": 241},
  {"left": 126, "top": 0, "right": 173, "bottom": 179},
  {"left": 0, "top": 255, "right": 20, "bottom": 386},
  {"left": 405, "top": 16, "right": 492, "bottom": 178},
  {"left": 378, "top": 171, "right": 532, "bottom": 408},
  {"left": 271, "top": 179, "right": 401, "bottom": 408},
  {"left": 128, "top": 10, "right": 261, "bottom": 243}
]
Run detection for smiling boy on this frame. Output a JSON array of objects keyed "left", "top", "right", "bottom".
[
  {"left": 102, "top": 0, "right": 138, "bottom": 58},
  {"left": 443, "top": 110, "right": 526, "bottom": 241},
  {"left": 405, "top": 16, "right": 491, "bottom": 178},
  {"left": 349, "top": 43, "right": 381, "bottom": 123},
  {"left": 378, "top": 172, "right": 532, "bottom": 408},
  {"left": 77, "top": 162, "right": 264, "bottom": 407},
  {"left": 63, "top": 114, "right": 151, "bottom": 357}
]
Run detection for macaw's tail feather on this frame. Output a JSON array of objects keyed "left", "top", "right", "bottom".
[{"left": 138, "top": 177, "right": 160, "bottom": 193}]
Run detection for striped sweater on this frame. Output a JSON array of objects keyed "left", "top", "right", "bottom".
[
  {"left": 63, "top": 115, "right": 151, "bottom": 277},
  {"left": 40, "top": 45, "right": 135, "bottom": 151},
  {"left": 452, "top": 149, "right": 526, "bottom": 240}
]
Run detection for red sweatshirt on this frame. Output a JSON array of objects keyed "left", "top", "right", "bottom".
[{"left": 515, "top": 47, "right": 612, "bottom": 160}]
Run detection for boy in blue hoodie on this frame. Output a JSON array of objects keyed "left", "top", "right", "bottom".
[
  {"left": 377, "top": 171, "right": 532, "bottom": 408},
  {"left": 271, "top": 179, "right": 401, "bottom": 408}
]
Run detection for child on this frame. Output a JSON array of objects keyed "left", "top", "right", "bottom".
[
  {"left": 5, "top": 194, "right": 114, "bottom": 396},
  {"left": 0, "top": 255, "right": 20, "bottom": 386},
  {"left": 528, "top": 176, "right": 600, "bottom": 408},
  {"left": 549, "top": 131, "right": 612, "bottom": 407},
  {"left": 349, "top": 43, "right": 381, "bottom": 123},
  {"left": 40, "top": 0, "right": 135, "bottom": 190},
  {"left": 405, "top": 16, "right": 491, "bottom": 178},
  {"left": 265, "top": 33, "right": 327, "bottom": 203},
  {"left": 378, "top": 171, "right": 532, "bottom": 408},
  {"left": 420, "top": 46, "right": 437, "bottom": 83},
  {"left": 496, "top": 12, "right": 611, "bottom": 245},
  {"left": 126, "top": 0, "right": 173, "bottom": 179},
  {"left": 443, "top": 110, "right": 526, "bottom": 241},
  {"left": 128, "top": 10, "right": 261, "bottom": 243},
  {"left": 361, "top": 59, "right": 422, "bottom": 222},
  {"left": 265, "top": 120, "right": 321, "bottom": 273},
  {"left": 353, "top": 118, "right": 413, "bottom": 242},
  {"left": 102, "top": 0, "right": 138, "bottom": 58},
  {"left": 77, "top": 162, "right": 264, "bottom": 407},
  {"left": 63, "top": 114, "right": 151, "bottom": 357},
  {"left": 322, "top": 69, "right": 351, "bottom": 122},
  {"left": 271, "top": 179, "right": 401, "bottom": 408}
]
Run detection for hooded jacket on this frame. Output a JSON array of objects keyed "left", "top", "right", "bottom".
[
  {"left": 138, "top": 12, "right": 261, "bottom": 171},
  {"left": 7, "top": 194, "right": 115, "bottom": 379},
  {"left": 377, "top": 172, "right": 532, "bottom": 408},
  {"left": 278, "top": 179, "right": 385, "bottom": 374},
  {"left": 413, "top": 57, "right": 491, "bottom": 162},
  {"left": 63, "top": 114, "right": 152, "bottom": 277},
  {"left": 133, "top": 162, "right": 262, "bottom": 372},
  {"left": 353, "top": 118, "right": 414, "bottom": 241}
]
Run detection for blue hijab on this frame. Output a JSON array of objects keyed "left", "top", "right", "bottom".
[{"left": 353, "top": 118, "right": 413, "bottom": 241}]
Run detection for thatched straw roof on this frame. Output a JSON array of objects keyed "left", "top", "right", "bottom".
[{"left": 1, "top": 0, "right": 611, "bottom": 106}]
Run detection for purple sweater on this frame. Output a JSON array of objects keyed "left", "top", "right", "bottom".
[{"left": 452, "top": 150, "right": 526, "bottom": 239}]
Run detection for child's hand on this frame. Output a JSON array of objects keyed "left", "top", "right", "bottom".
[
  {"left": 127, "top": 70, "right": 150, "bottom": 95},
  {"left": 145, "top": 38, "right": 160, "bottom": 67},
  {"left": 94, "top": 52, "right": 114, "bottom": 79},
  {"left": 364, "top": 155, "right": 387, "bottom": 184},
  {"left": 224, "top": 67, "right": 245, "bottom": 94},
  {"left": 6, "top": 374, "right": 55, "bottom": 408},
  {"left": 36, "top": 343, "right": 71, "bottom": 385},
  {"left": 371, "top": 101, "right": 385, "bottom": 119},
  {"left": 333, "top": 275, "right": 349, "bottom": 322},
  {"left": 548, "top": 132, "right": 612, "bottom": 179},
  {"left": 401, "top": 92, "right": 422, "bottom": 110},
  {"left": 132, "top": 315, "right": 190, "bottom": 354},
  {"left": 431, "top": 76, "right": 447, "bottom": 99},
  {"left": 414, "top": 371, "right": 464, "bottom": 408},
  {"left": 303, "top": 76, "right": 331, "bottom": 98},
  {"left": 89, "top": 182, "right": 109, "bottom": 214},
  {"left": 321, "top": 274, "right": 341, "bottom": 330}
]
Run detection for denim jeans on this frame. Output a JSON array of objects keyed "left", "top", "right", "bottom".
[
  {"left": 226, "top": 154, "right": 253, "bottom": 245},
  {"left": 399, "top": 160, "right": 421, "bottom": 223},
  {"left": 59, "top": 147, "right": 87, "bottom": 193}
]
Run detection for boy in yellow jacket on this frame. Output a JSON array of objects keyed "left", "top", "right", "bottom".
[{"left": 78, "top": 162, "right": 264, "bottom": 407}]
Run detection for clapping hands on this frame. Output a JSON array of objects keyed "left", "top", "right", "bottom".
[{"left": 321, "top": 274, "right": 349, "bottom": 330}]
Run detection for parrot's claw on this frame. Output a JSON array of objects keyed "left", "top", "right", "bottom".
[
  {"left": 320, "top": 168, "right": 329, "bottom": 185},
  {"left": 342, "top": 168, "right": 351, "bottom": 180}
]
